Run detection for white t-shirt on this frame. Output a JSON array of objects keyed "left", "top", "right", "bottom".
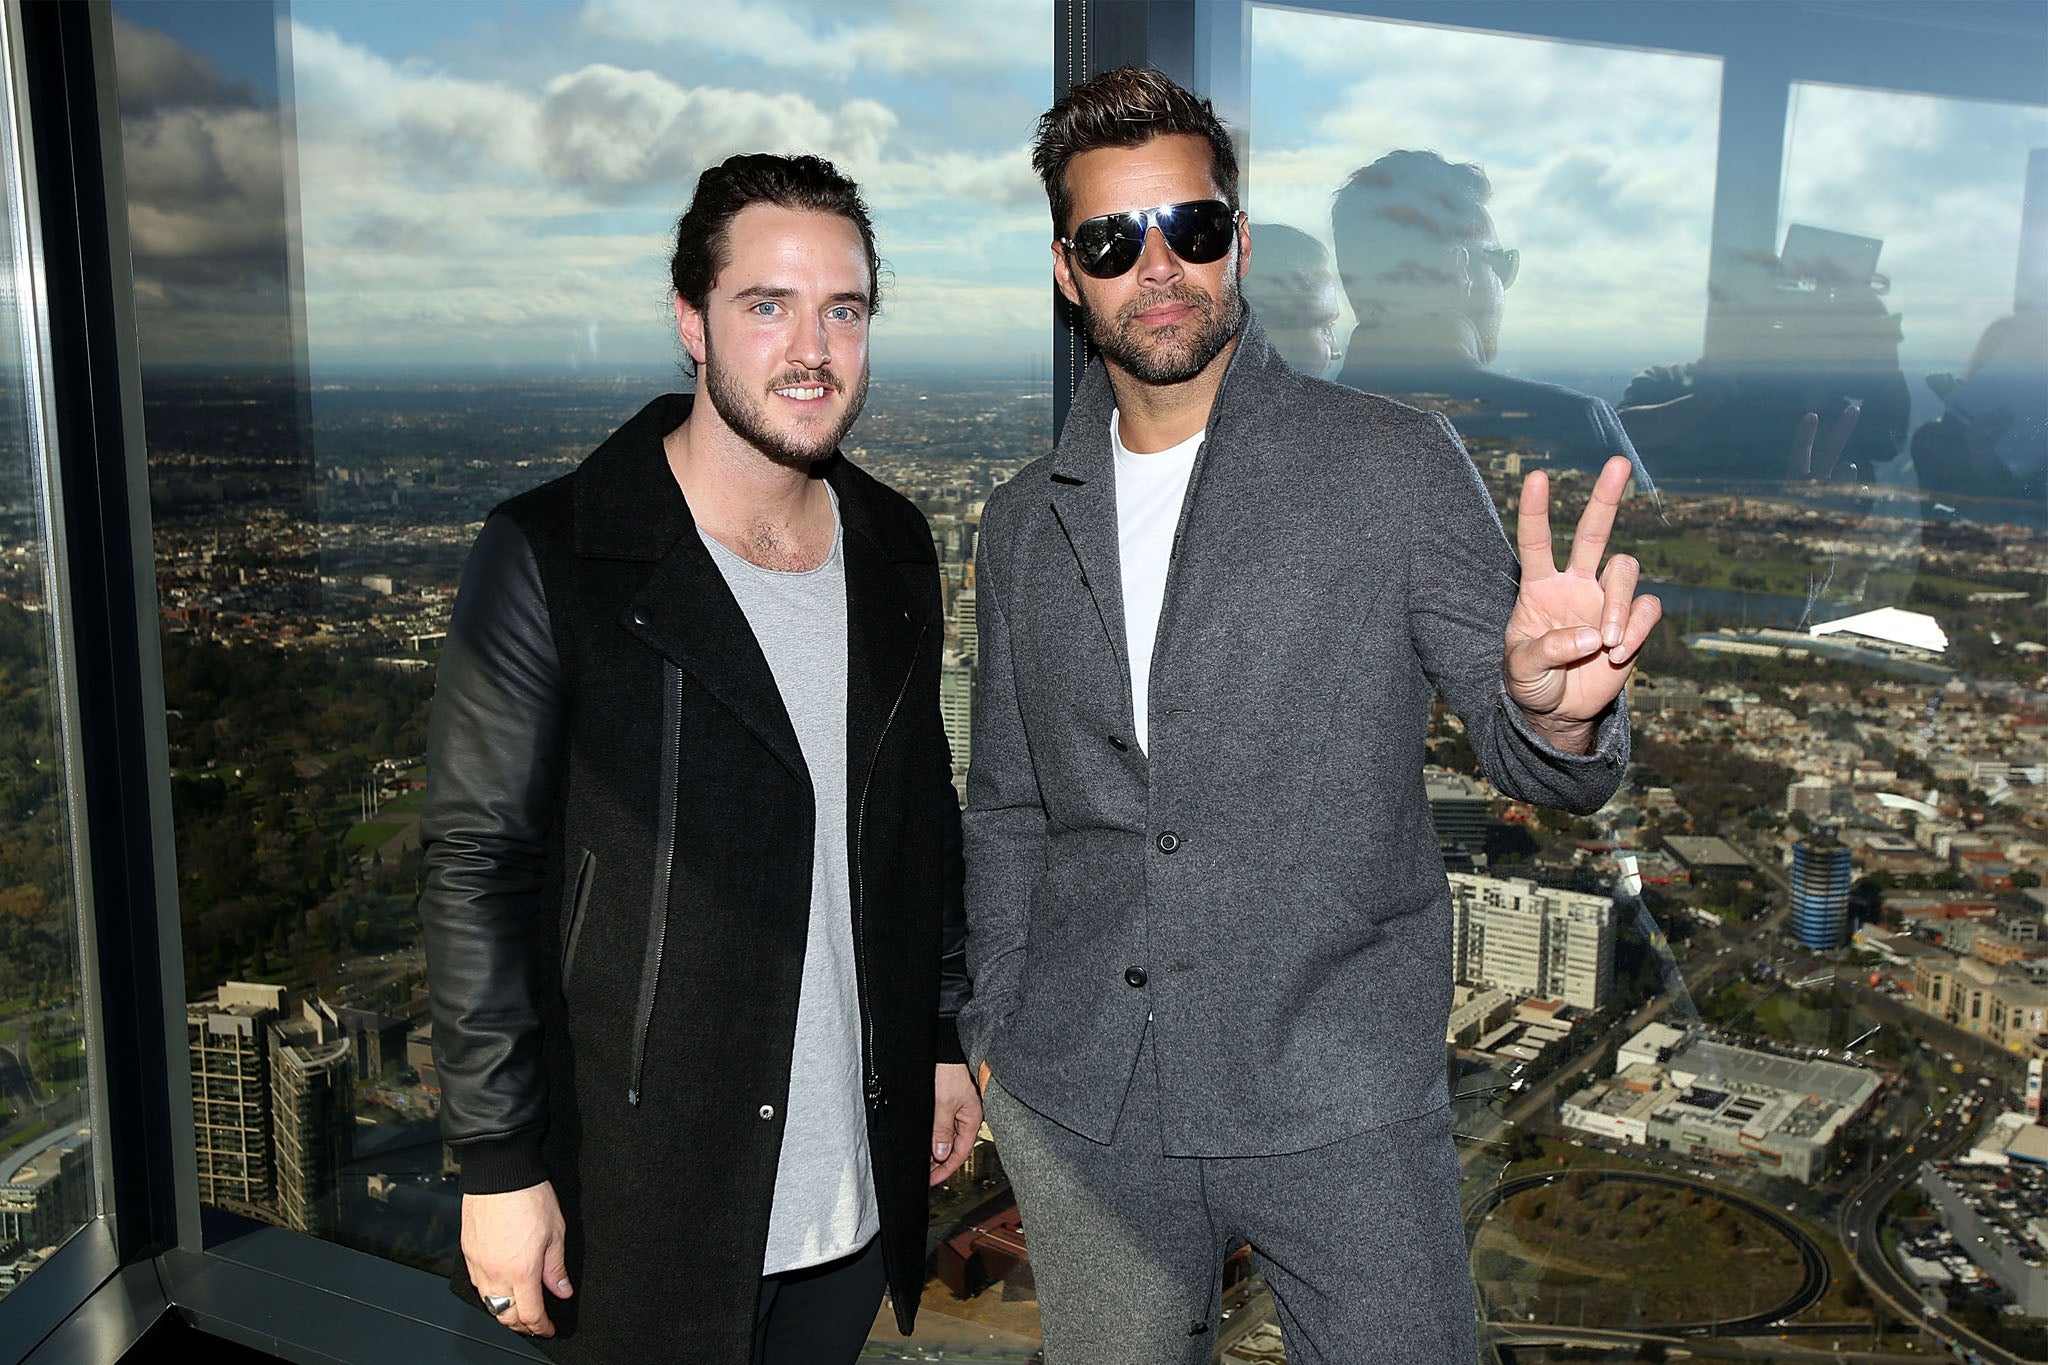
[
  {"left": 698, "top": 491, "right": 877, "bottom": 1275},
  {"left": 1111, "top": 410, "right": 1203, "bottom": 752}
]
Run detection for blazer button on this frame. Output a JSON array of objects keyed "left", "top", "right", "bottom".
[
  {"left": 1108, "top": 735, "right": 1129, "bottom": 751},
  {"left": 1156, "top": 831, "right": 1180, "bottom": 854},
  {"left": 758, "top": 1104, "right": 775, "bottom": 1120},
  {"left": 1124, "top": 966, "right": 1148, "bottom": 988},
  {"left": 631, "top": 607, "right": 651, "bottom": 626}
]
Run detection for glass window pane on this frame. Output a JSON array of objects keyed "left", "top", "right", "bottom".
[
  {"left": 0, "top": 7, "right": 97, "bottom": 1301},
  {"left": 114, "top": 0, "right": 1049, "bottom": 1353},
  {"left": 1228, "top": 2, "right": 2048, "bottom": 1360}
]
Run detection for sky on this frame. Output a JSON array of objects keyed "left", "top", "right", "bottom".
[
  {"left": 1246, "top": 5, "right": 2048, "bottom": 390},
  {"left": 110, "top": 0, "right": 2046, "bottom": 384},
  {"left": 113, "top": 0, "right": 1056, "bottom": 374}
]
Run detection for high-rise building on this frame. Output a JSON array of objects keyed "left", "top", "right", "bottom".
[
  {"left": 270, "top": 994, "right": 354, "bottom": 1236},
  {"left": 1447, "top": 874, "right": 1616, "bottom": 1010},
  {"left": 951, "top": 582, "right": 978, "bottom": 665},
  {"left": 188, "top": 981, "right": 284, "bottom": 1210},
  {"left": 271, "top": 1000, "right": 354, "bottom": 1237},
  {"left": 940, "top": 651, "right": 975, "bottom": 777},
  {"left": 1790, "top": 828, "right": 1853, "bottom": 949}
]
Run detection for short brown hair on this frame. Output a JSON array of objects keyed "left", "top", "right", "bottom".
[{"left": 1031, "top": 65, "right": 1238, "bottom": 237}]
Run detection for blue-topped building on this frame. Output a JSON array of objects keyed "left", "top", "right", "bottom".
[{"left": 1791, "top": 829, "right": 1854, "bottom": 950}]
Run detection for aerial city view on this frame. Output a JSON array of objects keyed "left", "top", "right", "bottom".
[
  {"left": 0, "top": 2, "right": 2045, "bottom": 1364},
  {"left": 8, "top": 360, "right": 2048, "bottom": 1362}
]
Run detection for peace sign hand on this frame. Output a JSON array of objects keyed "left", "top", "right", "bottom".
[{"left": 1504, "top": 455, "right": 1663, "bottom": 754}]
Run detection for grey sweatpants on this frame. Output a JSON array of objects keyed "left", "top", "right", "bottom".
[{"left": 984, "top": 1053, "right": 1479, "bottom": 1365}]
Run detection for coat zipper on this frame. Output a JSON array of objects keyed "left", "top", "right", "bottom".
[
  {"left": 852, "top": 623, "right": 926, "bottom": 1110},
  {"left": 628, "top": 661, "right": 685, "bottom": 1105}
]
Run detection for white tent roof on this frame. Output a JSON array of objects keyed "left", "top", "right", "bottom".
[{"left": 1810, "top": 606, "right": 1948, "bottom": 654}]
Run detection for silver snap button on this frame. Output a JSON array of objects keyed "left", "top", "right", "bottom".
[{"left": 758, "top": 1104, "right": 775, "bottom": 1120}]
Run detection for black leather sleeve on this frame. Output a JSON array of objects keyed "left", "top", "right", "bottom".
[{"left": 419, "top": 515, "right": 566, "bottom": 1194}]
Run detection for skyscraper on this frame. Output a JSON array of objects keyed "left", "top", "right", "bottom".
[
  {"left": 940, "top": 651, "right": 975, "bottom": 778},
  {"left": 188, "top": 982, "right": 284, "bottom": 1211},
  {"left": 1790, "top": 827, "right": 1854, "bottom": 950},
  {"left": 271, "top": 1000, "right": 354, "bottom": 1237},
  {"left": 187, "top": 983, "right": 354, "bottom": 1234},
  {"left": 951, "top": 581, "right": 979, "bottom": 665}
]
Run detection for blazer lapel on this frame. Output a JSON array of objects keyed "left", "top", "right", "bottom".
[
  {"left": 624, "top": 537, "right": 809, "bottom": 790},
  {"left": 1047, "top": 376, "right": 1133, "bottom": 695},
  {"left": 840, "top": 512, "right": 926, "bottom": 789},
  {"left": 571, "top": 395, "right": 810, "bottom": 787}
]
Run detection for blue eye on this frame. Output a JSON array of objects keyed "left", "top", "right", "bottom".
[
  {"left": 751, "top": 300, "right": 780, "bottom": 316},
  {"left": 829, "top": 305, "right": 860, "bottom": 323}
]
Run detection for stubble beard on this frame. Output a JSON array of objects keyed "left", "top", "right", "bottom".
[
  {"left": 700, "top": 330, "right": 871, "bottom": 472},
  {"left": 1078, "top": 257, "right": 1247, "bottom": 386}
]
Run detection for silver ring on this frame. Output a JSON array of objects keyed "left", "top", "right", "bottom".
[{"left": 483, "top": 1293, "right": 514, "bottom": 1315}]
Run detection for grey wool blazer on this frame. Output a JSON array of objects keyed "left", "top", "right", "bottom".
[{"left": 959, "top": 313, "right": 1630, "bottom": 1157}]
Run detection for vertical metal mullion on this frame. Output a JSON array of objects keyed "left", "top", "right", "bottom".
[
  {"left": 1052, "top": 0, "right": 1089, "bottom": 440},
  {"left": 0, "top": 0, "right": 108, "bottom": 1246},
  {"left": 18, "top": 0, "right": 189, "bottom": 1267},
  {"left": 1052, "top": 0, "right": 1190, "bottom": 441}
]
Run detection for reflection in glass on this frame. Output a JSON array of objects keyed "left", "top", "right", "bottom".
[
  {"left": 0, "top": 6, "right": 95, "bottom": 1300},
  {"left": 1243, "top": 3, "right": 2048, "bottom": 1361}
]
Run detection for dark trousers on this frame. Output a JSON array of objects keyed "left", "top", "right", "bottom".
[{"left": 750, "top": 1236, "right": 886, "bottom": 1365}]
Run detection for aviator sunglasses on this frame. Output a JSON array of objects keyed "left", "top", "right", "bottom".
[{"left": 1060, "top": 198, "right": 1241, "bottom": 279}]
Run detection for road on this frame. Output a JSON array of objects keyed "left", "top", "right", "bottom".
[
  {"left": 1838, "top": 1082, "right": 2023, "bottom": 1365},
  {"left": 1467, "top": 1168, "right": 1831, "bottom": 1334}
]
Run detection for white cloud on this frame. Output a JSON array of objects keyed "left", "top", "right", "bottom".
[
  {"left": 276, "top": 18, "right": 1046, "bottom": 368},
  {"left": 1248, "top": 9, "right": 1723, "bottom": 369},
  {"left": 536, "top": 65, "right": 896, "bottom": 195},
  {"left": 579, "top": 0, "right": 1053, "bottom": 78}
]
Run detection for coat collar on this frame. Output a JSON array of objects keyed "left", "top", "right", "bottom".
[
  {"left": 1041, "top": 313, "right": 1288, "bottom": 700},
  {"left": 1047, "top": 310, "right": 1286, "bottom": 485},
  {"left": 576, "top": 393, "right": 931, "bottom": 787},
  {"left": 571, "top": 392, "right": 933, "bottom": 571}
]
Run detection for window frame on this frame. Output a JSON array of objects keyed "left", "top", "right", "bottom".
[{"left": 3, "top": 1, "right": 2044, "bottom": 1362}]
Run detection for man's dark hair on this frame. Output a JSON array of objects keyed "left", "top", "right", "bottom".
[
  {"left": 1330, "top": 150, "right": 1492, "bottom": 315},
  {"left": 669, "top": 153, "right": 883, "bottom": 371},
  {"left": 1031, "top": 65, "right": 1238, "bottom": 237}
]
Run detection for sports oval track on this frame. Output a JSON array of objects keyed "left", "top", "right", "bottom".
[{"left": 1465, "top": 1168, "right": 1831, "bottom": 1333}]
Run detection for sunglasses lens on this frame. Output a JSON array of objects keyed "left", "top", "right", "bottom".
[
  {"left": 1070, "top": 215, "right": 1144, "bottom": 279},
  {"left": 1159, "top": 202, "right": 1235, "bottom": 264},
  {"left": 1067, "top": 201, "right": 1236, "bottom": 278}
]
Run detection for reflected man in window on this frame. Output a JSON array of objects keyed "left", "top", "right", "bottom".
[
  {"left": 419, "top": 153, "right": 978, "bottom": 1365},
  {"left": 1332, "top": 150, "right": 1646, "bottom": 480},
  {"left": 961, "top": 68, "right": 1658, "bottom": 1365},
  {"left": 1240, "top": 223, "right": 1343, "bottom": 378}
]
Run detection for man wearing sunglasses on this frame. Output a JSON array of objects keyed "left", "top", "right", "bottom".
[
  {"left": 1332, "top": 149, "right": 1646, "bottom": 481},
  {"left": 959, "top": 67, "right": 1659, "bottom": 1365}
]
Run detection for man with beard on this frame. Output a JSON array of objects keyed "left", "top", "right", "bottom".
[
  {"left": 420, "top": 153, "right": 978, "bottom": 1365},
  {"left": 959, "top": 69, "right": 1658, "bottom": 1364}
]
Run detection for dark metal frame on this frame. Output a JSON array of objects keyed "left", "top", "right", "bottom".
[{"left": 0, "top": 0, "right": 2041, "bottom": 1361}]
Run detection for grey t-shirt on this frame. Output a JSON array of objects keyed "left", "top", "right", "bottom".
[{"left": 699, "top": 494, "right": 876, "bottom": 1274}]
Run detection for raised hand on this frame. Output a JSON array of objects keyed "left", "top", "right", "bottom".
[{"left": 1504, "top": 455, "right": 1662, "bottom": 753}]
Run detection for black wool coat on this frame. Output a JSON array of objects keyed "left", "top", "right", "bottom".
[{"left": 419, "top": 394, "right": 967, "bottom": 1363}]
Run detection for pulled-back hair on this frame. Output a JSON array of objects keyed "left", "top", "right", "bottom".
[
  {"left": 1031, "top": 65, "right": 1238, "bottom": 237},
  {"left": 1330, "top": 150, "right": 1493, "bottom": 317},
  {"left": 669, "top": 153, "right": 882, "bottom": 371}
]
